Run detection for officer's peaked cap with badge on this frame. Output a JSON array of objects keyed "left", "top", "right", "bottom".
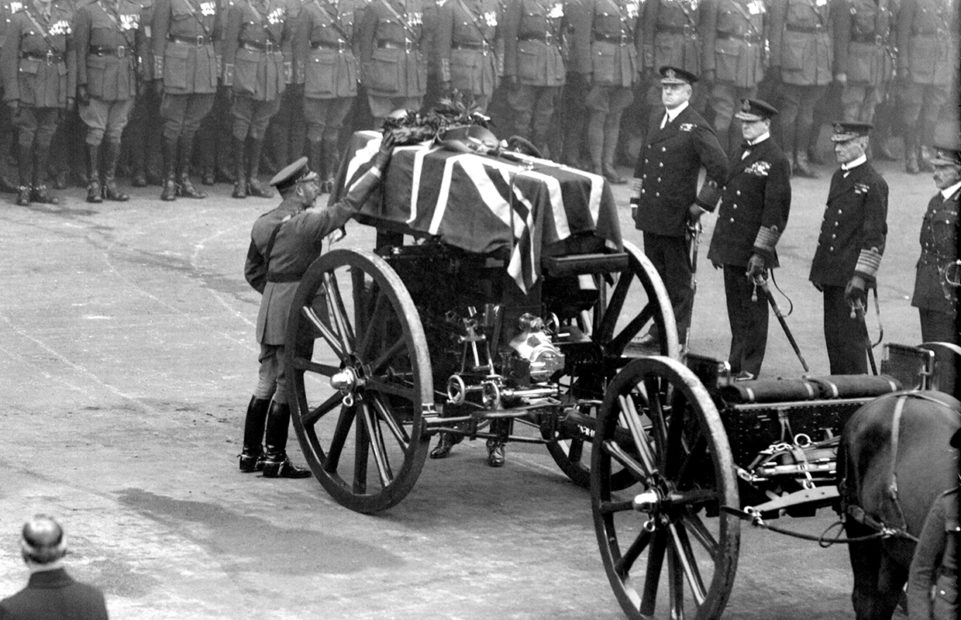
[
  {"left": 830, "top": 121, "right": 873, "bottom": 142},
  {"left": 734, "top": 98, "right": 778, "bottom": 122},
  {"left": 269, "top": 156, "right": 317, "bottom": 192},
  {"left": 659, "top": 66, "right": 698, "bottom": 85},
  {"left": 930, "top": 132, "right": 961, "bottom": 167}
]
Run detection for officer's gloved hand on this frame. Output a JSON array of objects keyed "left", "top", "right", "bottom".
[
  {"left": 746, "top": 253, "right": 767, "bottom": 280},
  {"left": 844, "top": 275, "right": 867, "bottom": 308},
  {"left": 371, "top": 131, "right": 397, "bottom": 170},
  {"left": 77, "top": 85, "right": 90, "bottom": 105},
  {"left": 686, "top": 203, "right": 703, "bottom": 224}
]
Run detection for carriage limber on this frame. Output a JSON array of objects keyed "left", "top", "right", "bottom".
[{"left": 283, "top": 130, "right": 959, "bottom": 619}]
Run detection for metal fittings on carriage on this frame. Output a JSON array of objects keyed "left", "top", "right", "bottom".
[{"left": 330, "top": 367, "right": 361, "bottom": 407}]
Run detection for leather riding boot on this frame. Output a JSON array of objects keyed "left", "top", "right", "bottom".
[
  {"left": 177, "top": 135, "right": 207, "bottom": 199},
  {"left": 793, "top": 151, "right": 818, "bottom": 179},
  {"left": 429, "top": 431, "right": 462, "bottom": 459},
  {"left": 85, "top": 143, "right": 103, "bottom": 203},
  {"left": 586, "top": 114, "right": 605, "bottom": 177},
  {"left": 160, "top": 137, "right": 178, "bottom": 200},
  {"left": 246, "top": 139, "right": 274, "bottom": 198},
  {"left": 486, "top": 438, "right": 506, "bottom": 468},
  {"left": 872, "top": 127, "right": 897, "bottom": 161},
  {"left": 231, "top": 136, "right": 247, "bottom": 198},
  {"left": 31, "top": 144, "right": 57, "bottom": 204},
  {"left": 101, "top": 140, "right": 128, "bottom": 201},
  {"left": 905, "top": 134, "right": 920, "bottom": 174},
  {"left": 263, "top": 401, "right": 311, "bottom": 478},
  {"left": 601, "top": 116, "right": 626, "bottom": 184},
  {"left": 321, "top": 136, "right": 339, "bottom": 194},
  {"left": 239, "top": 395, "right": 270, "bottom": 472},
  {"left": 308, "top": 139, "right": 324, "bottom": 190},
  {"left": 16, "top": 143, "right": 32, "bottom": 205}
]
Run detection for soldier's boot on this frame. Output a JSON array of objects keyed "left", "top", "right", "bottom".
[
  {"left": 30, "top": 144, "right": 58, "bottom": 204},
  {"left": 308, "top": 139, "right": 325, "bottom": 192},
  {"left": 101, "top": 140, "right": 128, "bottom": 201},
  {"left": 904, "top": 135, "right": 920, "bottom": 174},
  {"left": 239, "top": 395, "right": 270, "bottom": 473},
  {"left": 160, "top": 137, "right": 179, "bottom": 201},
  {"left": 873, "top": 126, "right": 897, "bottom": 161},
  {"left": 176, "top": 135, "right": 207, "bottom": 199},
  {"left": 321, "top": 135, "right": 339, "bottom": 194},
  {"left": 201, "top": 167, "right": 215, "bottom": 186},
  {"left": 85, "top": 144, "right": 103, "bottom": 204},
  {"left": 262, "top": 401, "right": 311, "bottom": 479},
  {"left": 601, "top": 116, "right": 626, "bottom": 184},
  {"left": 919, "top": 145, "right": 936, "bottom": 173},
  {"left": 793, "top": 151, "right": 819, "bottom": 179},
  {"left": 246, "top": 139, "right": 274, "bottom": 199},
  {"left": 429, "top": 431, "right": 462, "bottom": 459},
  {"left": 16, "top": 143, "right": 33, "bottom": 205},
  {"left": 587, "top": 114, "right": 605, "bottom": 178},
  {"left": 486, "top": 438, "right": 506, "bottom": 468},
  {"left": 231, "top": 137, "right": 248, "bottom": 199}
]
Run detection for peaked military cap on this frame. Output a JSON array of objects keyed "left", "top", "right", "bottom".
[
  {"left": 930, "top": 134, "right": 961, "bottom": 167},
  {"left": 659, "top": 65, "right": 698, "bottom": 85},
  {"left": 734, "top": 98, "right": 778, "bottom": 121},
  {"left": 269, "top": 156, "right": 316, "bottom": 192},
  {"left": 830, "top": 121, "right": 873, "bottom": 142}
]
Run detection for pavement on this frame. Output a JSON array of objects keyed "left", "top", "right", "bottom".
[{"left": 0, "top": 150, "right": 932, "bottom": 619}]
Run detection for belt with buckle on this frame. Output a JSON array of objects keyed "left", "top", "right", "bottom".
[
  {"left": 716, "top": 31, "right": 762, "bottom": 43},
  {"left": 452, "top": 41, "right": 490, "bottom": 51},
  {"left": 851, "top": 32, "right": 887, "bottom": 44},
  {"left": 593, "top": 32, "right": 631, "bottom": 45},
  {"left": 656, "top": 24, "right": 698, "bottom": 37},
  {"left": 518, "top": 33, "right": 556, "bottom": 44},
  {"left": 88, "top": 45, "right": 128, "bottom": 57},
  {"left": 241, "top": 40, "right": 277, "bottom": 52},
  {"left": 311, "top": 40, "right": 347, "bottom": 51},
  {"left": 21, "top": 50, "right": 64, "bottom": 63},
  {"left": 786, "top": 24, "right": 823, "bottom": 33},
  {"left": 376, "top": 39, "right": 418, "bottom": 52},
  {"left": 168, "top": 34, "right": 212, "bottom": 46}
]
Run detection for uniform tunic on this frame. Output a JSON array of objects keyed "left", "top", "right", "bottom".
[
  {"left": 501, "top": 0, "right": 565, "bottom": 87},
  {"left": 701, "top": 0, "right": 764, "bottom": 89},
  {"left": 294, "top": 0, "right": 361, "bottom": 100},
  {"left": 834, "top": 0, "right": 896, "bottom": 121},
  {"left": 570, "top": 0, "right": 639, "bottom": 89},
  {"left": 911, "top": 184, "right": 959, "bottom": 342},
  {"left": 640, "top": 0, "right": 702, "bottom": 76},
  {"left": 222, "top": 0, "right": 291, "bottom": 101},
  {"left": 809, "top": 159, "right": 888, "bottom": 374},
  {"left": 908, "top": 487, "right": 959, "bottom": 620},
  {"left": 768, "top": 0, "right": 833, "bottom": 86},
  {"left": 150, "top": 0, "right": 219, "bottom": 94},
  {"left": 357, "top": 0, "right": 426, "bottom": 98},
  {"left": 72, "top": 0, "right": 145, "bottom": 102},
  {"left": 434, "top": 0, "right": 499, "bottom": 103},
  {"left": 897, "top": 0, "right": 958, "bottom": 87},
  {"left": 0, "top": 1, "right": 74, "bottom": 109},
  {"left": 707, "top": 135, "right": 791, "bottom": 376}
]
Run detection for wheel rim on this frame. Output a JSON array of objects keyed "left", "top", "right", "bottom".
[
  {"left": 545, "top": 241, "right": 680, "bottom": 488},
  {"left": 286, "top": 249, "right": 432, "bottom": 513},
  {"left": 592, "top": 357, "right": 739, "bottom": 619}
]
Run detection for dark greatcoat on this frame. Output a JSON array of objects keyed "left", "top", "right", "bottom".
[
  {"left": 0, "top": 568, "right": 108, "bottom": 620},
  {"left": 911, "top": 185, "right": 959, "bottom": 317}
]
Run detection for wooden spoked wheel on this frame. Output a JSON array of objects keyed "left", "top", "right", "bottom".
[
  {"left": 545, "top": 241, "right": 680, "bottom": 489},
  {"left": 286, "top": 249, "right": 433, "bottom": 514},
  {"left": 592, "top": 357, "right": 739, "bottom": 619}
]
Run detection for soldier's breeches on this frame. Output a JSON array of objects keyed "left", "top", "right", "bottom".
[
  {"left": 709, "top": 83, "right": 757, "bottom": 133},
  {"left": 642, "top": 232, "right": 693, "bottom": 343},
  {"left": 822, "top": 286, "right": 868, "bottom": 375},
  {"left": 840, "top": 84, "right": 882, "bottom": 122},
  {"left": 724, "top": 265, "right": 769, "bottom": 377},
  {"left": 585, "top": 85, "right": 633, "bottom": 114},
  {"left": 231, "top": 96, "right": 282, "bottom": 141},
  {"left": 901, "top": 84, "right": 948, "bottom": 142},
  {"left": 779, "top": 84, "right": 827, "bottom": 154},
  {"left": 255, "top": 343, "right": 284, "bottom": 403},
  {"left": 919, "top": 308, "right": 959, "bottom": 345},
  {"left": 161, "top": 93, "right": 216, "bottom": 141},
  {"left": 13, "top": 107, "right": 60, "bottom": 149},
  {"left": 506, "top": 85, "right": 559, "bottom": 142},
  {"left": 304, "top": 97, "right": 354, "bottom": 142},
  {"left": 80, "top": 98, "right": 134, "bottom": 145}
]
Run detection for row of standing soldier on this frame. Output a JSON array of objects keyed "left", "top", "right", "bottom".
[{"left": 0, "top": 0, "right": 958, "bottom": 205}]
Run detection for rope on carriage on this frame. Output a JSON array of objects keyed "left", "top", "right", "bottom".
[{"left": 720, "top": 506, "right": 918, "bottom": 546}]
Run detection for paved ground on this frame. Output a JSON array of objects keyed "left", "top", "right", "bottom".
[{"left": 0, "top": 151, "right": 934, "bottom": 618}]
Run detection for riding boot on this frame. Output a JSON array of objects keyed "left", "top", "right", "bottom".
[
  {"left": 429, "top": 431, "right": 462, "bottom": 459},
  {"left": 586, "top": 113, "right": 605, "bottom": 177},
  {"left": 160, "top": 136, "right": 179, "bottom": 200},
  {"left": 239, "top": 395, "right": 270, "bottom": 472},
  {"left": 793, "top": 151, "right": 818, "bottom": 179},
  {"left": 601, "top": 115, "right": 626, "bottom": 184},
  {"left": 262, "top": 401, "right": 311, "bottom": 478},
  {"left": 176, "top": 135, "right": 207, "bottom": 198},
  {"left": 101, "top": 140, "right": 128, "bottom": 201},
  {"left": 31, "top": 144, "right": 57, "bottom": 204},
  {"left": 321, "top": 135, "right": 339, "bottom": 194},
  {"left": 16, "top": 143, "right": 32, "bottom": 205},
  {"left": 231, "top": 136, "right": 247, "bottom": 198},
  {"left": 246, "top": 138, "right": 274, "bottom": 198},
  {"left": 486, "top": 438, "right": 506, "bottom": 467},
  {"left": 904, "top": 133, "right": 920, "bottom": 174},
  {"left": 872, "top": 126, "right": 897, "bottom": 161},
  {"left": 85, "top": 143, "right": 103, "bottom": 203}
]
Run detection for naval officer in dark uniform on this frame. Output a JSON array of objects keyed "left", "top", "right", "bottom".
[
  {"left": 809, "top": 121, "right": 888, "bottom": 374},
  {"left": 911, "top": 136, "right": 961, "bottom": 344},
  {"left": 707, "top": 98, "right": 791, "bottom": 379},
  {"left": 632, "top": 65, "right": 728, "bottom": 348}
]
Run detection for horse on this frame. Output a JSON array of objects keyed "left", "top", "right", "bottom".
[{"left": 838, "top": 390, "right": 961, "bottom": 620}]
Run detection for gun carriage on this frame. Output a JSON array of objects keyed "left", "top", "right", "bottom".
[{"left": 283, "top": 124, "right": 961, "bottom": 619}]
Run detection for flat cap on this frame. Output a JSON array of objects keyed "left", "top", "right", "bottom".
[
  {"left": 830, "top": 121, "right": 873, "bottom": 142},
  {"left": 659, "top": 65, "right": 698, "bottom": 85},
  {"left": 734, "top": 98, "right": 778, "bottom": 121},
  {"left": 269, "top": 156, "right": 314, "bottom": 192}
]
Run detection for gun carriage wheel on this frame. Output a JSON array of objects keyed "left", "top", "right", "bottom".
[
  {"left": 592, "top": 356, "right": 740, "bottom": 619},
  {"left": 542, "top": 241, "right": 680, "bottom": 488},
  {"left": 286, "top": 249, "right": 432, "bottom": 514}
]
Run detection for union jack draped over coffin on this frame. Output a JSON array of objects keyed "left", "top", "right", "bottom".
[{"left": 331, "top": 131, "right": 623, "bottom": 292}]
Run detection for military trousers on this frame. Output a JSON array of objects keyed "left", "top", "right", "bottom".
[
  {"left": 255, "top": 343, "right": 285, "bottom": 404},
  {"left": 919, "top": 308, "right": 959, "bottom": 345},
  {"left": 901, "top": 82, "right": 949, "bottom": 145},
  {"left": 80, "top": 97, "right": 135, "bottom": 145},
  {"left": 231, "top": 95, "right": 282, "bottom": 141},
  {"left": 161, "top": 92, "right": 216, "bottom": 141},
  {"left": 779, "top": 84, "right": 828, "bottom": 156},
  {"left": 840, "top": 81, "right": 885, "bottom": 123},
  {"left": 822, "top": 285, "right": 869, "bottom": 375},
  {"left": 643, "top": 231, "right": 693, "bottom": 346},
  {"left": 723, "top": 264, "right": 769, "bottom": 377},
  {"left": 709, "top": 82, "right": 758, "bottom": 153},
  {"left": 505, "top": 84, "right": 560, "bottom": 146},
  {"left": 13, "top": 107, "right": 61, "bottom": 148},
  {"left": 304, "top": 96, "right": 355, "bottom": 142}
]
